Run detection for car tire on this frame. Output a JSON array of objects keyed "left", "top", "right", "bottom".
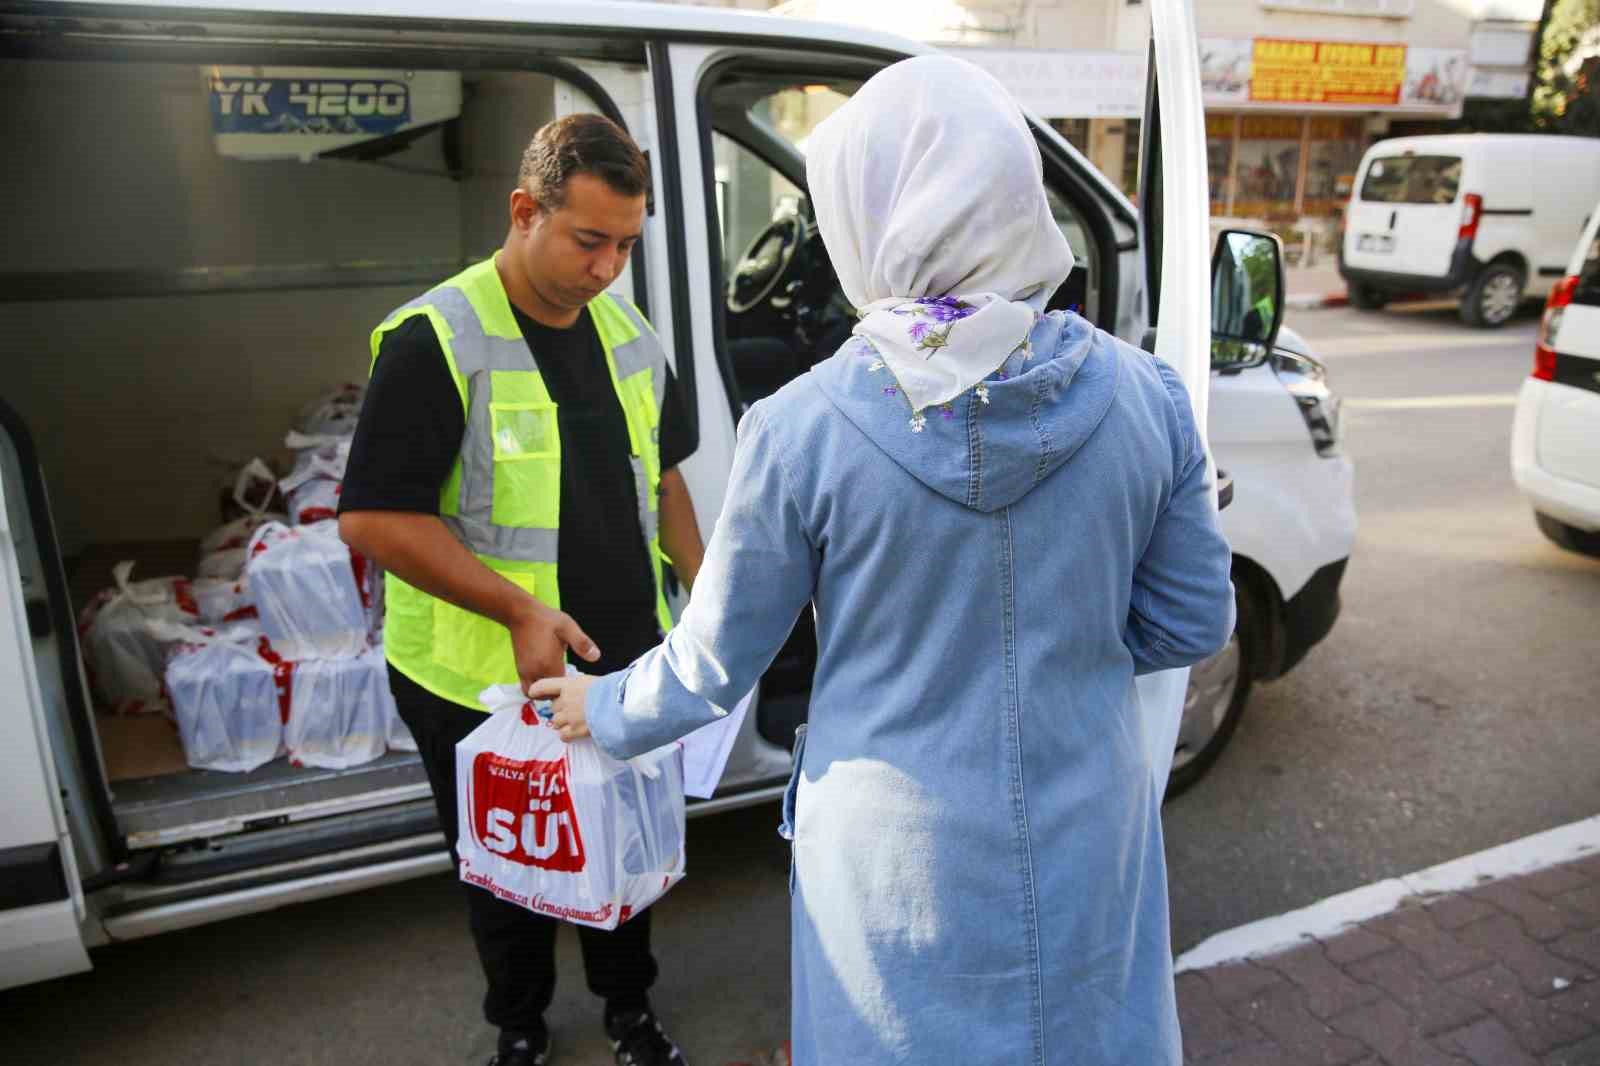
[
  {"left": 1535, "top": 511, "right": 1600, "bottom": 558},
  {"left": 1459, "top": 263, "right": 1524, "bottom": 328},
  {"left": 1348, "top": 284, "right": 1389, "bottom": 311},
  {"left": 1165, "top": 585, "right": 1255, "bottom": 800}
]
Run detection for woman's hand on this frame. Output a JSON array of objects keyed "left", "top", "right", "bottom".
[{"left": 527, "top": 673, "right": 598, "bottom": 742}]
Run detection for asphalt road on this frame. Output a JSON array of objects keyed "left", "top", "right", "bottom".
[{"left": 6, "top": 302, "right": 1597, "bottom": 1066}]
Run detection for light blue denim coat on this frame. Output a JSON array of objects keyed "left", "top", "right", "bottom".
[{"left": 586, "top": 311, "right": 1235, "bottom": 1065}]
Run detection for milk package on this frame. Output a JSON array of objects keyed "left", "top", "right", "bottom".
[
  {"left": 455, "top": 683, "right": 685, "bottom": 930},
  {"left": 245, "top": 521, "right": 376, "bottom": 659},
  {"left": 282, "top": 646, "right": 412, "bottom": 768},
  {"left": 162, "top": 624, "right": 286, "bottom": 773}
]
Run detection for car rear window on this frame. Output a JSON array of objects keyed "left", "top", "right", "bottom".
[{"left": 1359, "top": 155, "right": 1462, "bottom": 205}]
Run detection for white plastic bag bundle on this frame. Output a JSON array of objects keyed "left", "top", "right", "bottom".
[
  {"left": 193, "top": 575, "right": 255, "bottom": 624},
  {"left": 456, "top": 682, "right": 685, "bottom": 930},
  {"left": 280, "top": 439, "right": 348, "bottom": 526},
  {"left": 202, "top": 460, "right": 285, "bottom": 556},
  {"left": 197, "top": 547, "right": 248, "bottom": 580},
  {"left": 284, "top": 646, "right": 391, "bottom": 769},
  {"left": 293, "top": 384, "right": 364, "bottom": 438},
  {"left": 245, "top": 521, "right": 368, "bottom": 660},
  {"left": 160, "top": 623, "right": 283, "bottom": 773},
  {"left": 79, "top": 561, "right": 201, "bottom": 714}
]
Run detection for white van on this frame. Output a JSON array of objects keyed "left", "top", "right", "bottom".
[
  {"left": 1339, "top": 134, "right": 1600, "bottom": 328},
  {"left": 0, "top": 0, "right": 1349, "bottom": 990},
  {"left": 1511, "top": 198, "right": 1600, "bottom": 556}
]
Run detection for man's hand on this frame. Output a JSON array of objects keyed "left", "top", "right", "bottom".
[
  {"left": 528, "top": 672, "right": 598, "bottom": 742},
  {"left": 339, "top": 511, "right": 600, "bottom": 688},
  {"left": 509, "top": 601, "right": 601, "bottom": 691}
]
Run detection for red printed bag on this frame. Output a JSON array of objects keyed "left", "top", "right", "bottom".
[{"left": 456, "top": 681, "right": 685, "bottom": 930}]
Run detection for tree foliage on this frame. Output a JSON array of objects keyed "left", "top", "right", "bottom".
[{"left": 1532, "top": 0, "right": 1600, "bottom": 132}]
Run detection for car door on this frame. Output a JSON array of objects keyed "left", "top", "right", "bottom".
[
  {"left": 0, "top": 401, "right": 92, "bottom": 989},
  {"left": 1139, "top": 0, "right": 1216, "bottom": 786}
]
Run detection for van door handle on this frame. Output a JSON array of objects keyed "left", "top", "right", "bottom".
[{"left": 1389, "top": 211, "right": 1397, "bottom": 230}]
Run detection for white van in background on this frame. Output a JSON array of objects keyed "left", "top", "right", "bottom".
[
  {"left": 1512, "top": 199, "right": 1600, "bottom": 557},
  {"left": 1339, "top": 134, "right": 1600, "bottom": 328}
]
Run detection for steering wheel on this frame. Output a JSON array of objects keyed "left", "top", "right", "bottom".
[{"left": 727, "top": 214, "right": 806, "bottom": 314}]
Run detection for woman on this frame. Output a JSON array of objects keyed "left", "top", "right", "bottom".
[{"left": 533, "top": 55, "right": 1235, "bottom": 1065}]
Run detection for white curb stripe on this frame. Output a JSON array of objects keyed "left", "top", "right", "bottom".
[
  {"left": 1174, "top": 814, "right": 1600, "bottom": 973},
  {"left": 1344, "top": 393, "right": 1518, "bottom": 411}
]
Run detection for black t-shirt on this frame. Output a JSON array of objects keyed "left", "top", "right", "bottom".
[{"left": 340, "top": 305, "right": 694, "bottom": 674}]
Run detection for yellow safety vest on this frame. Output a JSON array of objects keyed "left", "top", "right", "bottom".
[{"left": 370, "top": 255, "right": 675, "bottom": 710}]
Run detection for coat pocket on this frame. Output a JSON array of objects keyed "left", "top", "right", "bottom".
[{"left": 778, "top": 723, "right": 807, "bottom": 894}]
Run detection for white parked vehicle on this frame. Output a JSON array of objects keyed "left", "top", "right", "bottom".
[
  {"left": 1339, "top": 134, "right": 1600, "bottom": 328},
  {"left": 0, "top": 0, "right": 1348, "bottom": 989},
  {"left": 1512, "top": 200, "right": 1600, "bottom": 557}
]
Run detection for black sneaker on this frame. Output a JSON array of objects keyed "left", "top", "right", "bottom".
[
  {"left": 605, "top": 1009, "right": 687, "bottom": 1066},
  {"left": 487, "top": 1029, "right": 551, "bottom": 1066}
]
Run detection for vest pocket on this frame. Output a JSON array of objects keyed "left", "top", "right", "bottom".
[
  {"left": 488, "top": 401, "right": 561, "bottom": 529},
  {"left": 490, "top": 402, "right": 558, "bottom": 460}
]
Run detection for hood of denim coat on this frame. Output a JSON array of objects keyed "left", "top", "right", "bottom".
[{"left": 810, "top": 311, "right": 1121, "bottom": 514}]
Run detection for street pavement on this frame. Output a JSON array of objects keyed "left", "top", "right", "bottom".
[
  {"left": 1178, "top": 848, "right": 1600, "bottom": 1065},
  {"left": 3, "top": 301, "right": 1596, "bottom": 1065}
]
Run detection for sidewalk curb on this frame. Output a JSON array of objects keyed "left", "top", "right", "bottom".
[
  {"left": 1286, "top": 291, "right": 1349, "bottom": 311},
  {"left": 1174, "top": 814, "right": 1600, "bottom": 973}
]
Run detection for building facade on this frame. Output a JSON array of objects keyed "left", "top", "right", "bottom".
[{"left": 691, "top": 0, "right": 1542, "bottom": 241}]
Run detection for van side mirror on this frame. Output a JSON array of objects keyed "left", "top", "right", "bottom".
[{"left": 1210, "top": 229, "right": 1286, "bottom": 370}]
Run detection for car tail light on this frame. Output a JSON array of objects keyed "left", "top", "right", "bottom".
[
  {"left": 1533, "top": 275, "right": 1578, "bottom": 381},
  {"left": 1458, "top": 193, "right": 1483, "bottom": 242}
]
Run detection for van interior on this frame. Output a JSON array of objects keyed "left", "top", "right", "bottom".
[
  {"left": 6, "top": 38, "right": 1115, "bottom": 888},
  {"left": 4, "top": 53, "right": 698, "bottom": 879}
]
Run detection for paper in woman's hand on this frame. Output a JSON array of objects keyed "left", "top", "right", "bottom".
[{"left": 679, "top": 688, "right": 754, "bottom": 799}]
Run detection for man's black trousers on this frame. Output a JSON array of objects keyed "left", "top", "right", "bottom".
[{"left": 389, "top": 665, "right": 658, "bottom": 1038}]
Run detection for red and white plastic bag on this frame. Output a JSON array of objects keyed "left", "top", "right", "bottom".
[
  {"left": 456, "top": 682, "right": 686, "bottom": 930},
  {"left": 281, "top": 434, "right": 350, "bottom": 526},
  {"left": 192, "top": 575, "right": 256, "bottom": 624},
  {"left": 79, "top": 561, "right": 201, "bottom": 715},
  {"left": 160, "top": 623, "right": 284, "bottom": 773},
  {"left": 283, "top": 646, "right": 392, "bottom": 769},
  {"left": 246, "top": 520, "right": 369, "bottom": 660},
  {"left": 202, "top": 459, "right": 286, "bottom": 554}
]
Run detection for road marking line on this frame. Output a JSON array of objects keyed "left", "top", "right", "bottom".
[
  {"left": 1345, "top": 393, "right": 1518, "bottom": 411},
  {"left": 1174, "top": 814, "right": 1600, "bottom": 972},
  {"left": 1311, "top": 332, "right": 1535, "bottom": 357}
]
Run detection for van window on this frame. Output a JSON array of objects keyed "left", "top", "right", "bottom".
[{"left": 1359, "top": 155, "right": 1463, "bottom": 205}]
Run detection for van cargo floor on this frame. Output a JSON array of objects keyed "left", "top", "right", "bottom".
[{"left": 111, "top": 752, "right": 432, "bottom": 850}]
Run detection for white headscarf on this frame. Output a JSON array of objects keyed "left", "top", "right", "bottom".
[{"left": 806, "top": 55, "right": 1075, "bottom": 415}]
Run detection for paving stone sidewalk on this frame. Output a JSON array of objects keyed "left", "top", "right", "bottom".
[{"left": 1176, "top": 852, "right": 1600, "bottom": 1065}]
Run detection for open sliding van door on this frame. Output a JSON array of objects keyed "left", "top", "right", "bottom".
[
  {"left": 1136, "top": 0, "right": 1217, "bottom": 788},
  {"left": 0, "top": 400, "right": 91, "bottom": 988}
]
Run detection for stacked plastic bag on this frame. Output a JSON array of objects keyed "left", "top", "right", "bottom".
[
  {"left": 160, "top": 622, "right": 284, "bottom": 773},
  {"left": 80, "top": 381, "right": 419, "bottom": 772}
]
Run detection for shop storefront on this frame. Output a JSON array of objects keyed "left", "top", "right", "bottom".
[{"left": 1201, "top": 35, "right": 1469, "bottom": 232}]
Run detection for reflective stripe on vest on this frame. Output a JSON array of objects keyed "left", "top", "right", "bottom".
[{"left": 369, "top": 256, "right": 673, "bottom": 710}]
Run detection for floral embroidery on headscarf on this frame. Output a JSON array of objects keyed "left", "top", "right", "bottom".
[{"left": 890, "top": 297, "right": 978, "bottom": 355}]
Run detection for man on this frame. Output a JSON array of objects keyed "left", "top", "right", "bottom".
[{"left": 339, "top": 113, "right": 703, "bottom": 1066}]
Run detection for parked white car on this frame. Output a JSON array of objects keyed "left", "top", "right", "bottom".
[
  {"left": 1512, "top": 200, "right": 1600, "bottom": 557},
  {"left": 1340, "top": 134, "right": 1600, "bottom": 328},
  {"left": 0, "top": 0, "right": 1348, "bottom": 989}
]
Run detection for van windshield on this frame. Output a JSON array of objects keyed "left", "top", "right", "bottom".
[{"left": 1359, "top": 155, "right": 1463, "bottom": 205}]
